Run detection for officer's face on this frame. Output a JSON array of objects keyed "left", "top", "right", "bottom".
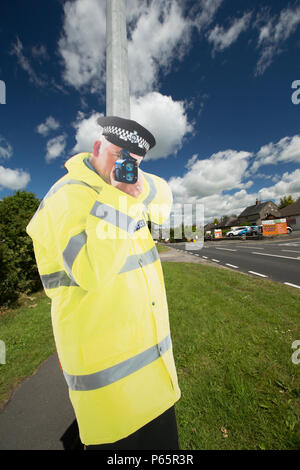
[
  {"left": 91, "top": 140, "right": 143, "bottom": 185},
  {"left": 103, "top": 143, "right": 143, "bottom": 183},
  {"left": 106, "top": 143, "right": 143, "bottom": 167}
]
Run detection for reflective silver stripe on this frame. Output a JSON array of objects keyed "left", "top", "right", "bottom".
[
  {"left": 142, "top": 172, "right": 157, "bottom": 209},
  {"left": 63, "top": 334, "right": 172, "bottom": 391},
  {"left": 62, "top": 231, "right": 87, "bottom": 283},
  {"left": 31, "top": 178, "right": 99, "bottom": 221},
  {"left": 90, "top": 201, "right": 137, "bottom": 235},
  {"left": 40, "top": 270, "right": 79, "bottom": 289},
  {"left": 119, "top": 245, "right": 159, "bottom": 274}
]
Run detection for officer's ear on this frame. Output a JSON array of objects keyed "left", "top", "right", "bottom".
[{"left": 93, "top": 140, "right": 101, "bottom": 158}]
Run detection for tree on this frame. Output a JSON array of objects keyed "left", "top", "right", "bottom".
[
  {"left": 213, "top": 218, "right": 219, "bottom": 225},
  {"left": 0, "top": 190, "right": 42, "bottom": 306},
  {"left": 278, "top": 195, "right": 294, "bottom": 209}
]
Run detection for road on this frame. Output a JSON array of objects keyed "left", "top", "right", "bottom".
[{"left": 172, "top": 233, "right": 300, "bottom": 288}]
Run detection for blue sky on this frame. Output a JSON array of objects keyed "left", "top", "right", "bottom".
[{"left": 0, "top": 0, "right": 300, "bottom": 223}]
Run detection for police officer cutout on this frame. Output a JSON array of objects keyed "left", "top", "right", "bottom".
[{"left": 26, "top": 116, "right": 181, "bottom": 450}]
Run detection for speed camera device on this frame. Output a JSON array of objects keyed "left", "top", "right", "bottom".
[{"left": 114, "top": 149, "right": 138, "bottom": 184}]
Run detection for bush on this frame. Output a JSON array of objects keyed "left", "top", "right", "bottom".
[{"left": 0, "top": 190, "right": 42, "bottom": 307}]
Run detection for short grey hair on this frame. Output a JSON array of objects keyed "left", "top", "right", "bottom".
[{"left": 99, "top": 136, "right": 112, "bottom": 155}]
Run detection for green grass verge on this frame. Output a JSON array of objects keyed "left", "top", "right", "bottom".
[
  {"left": 0, "top": 290, "right": 55, "bottom": 409},
  {"left": 0, "top": 261, "right": 299, "bottom": 450},
  {"left": 156, "top": 243, "right": 171, "bottom": 253},
  {"left": 162, "top": 262, "right": 300, "bottom": 450}
]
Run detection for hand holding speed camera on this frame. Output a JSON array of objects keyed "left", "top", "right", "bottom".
[{"left": 110, "top": 149, "right": 143, "bottom": 199}]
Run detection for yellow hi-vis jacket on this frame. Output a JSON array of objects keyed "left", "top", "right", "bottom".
[{"left": 26, "top": 152, "right": 181, "bottom": 445}]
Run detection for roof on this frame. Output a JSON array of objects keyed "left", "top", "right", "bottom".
[
  {"left": 225, "top": 217, "right": 239, "bottom": 227},
  {"left": 204, "top": 223, "right": 216, "bottom": 231},
  {"left": 238, "top": 201, "right": 269, "bottom": 218},
  {"left": 280, "top": 200, "right": 300, "bottom": 217}
]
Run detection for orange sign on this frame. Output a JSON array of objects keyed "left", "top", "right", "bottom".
[
  {"left": 214, "top": 229, "right": 222, "bottom": 239},
  {"left": 277, "top": 223, "right": 288, "bottom": 234},
  {"left": 262, "top": 221, "right": 287, "bottom": 236}
]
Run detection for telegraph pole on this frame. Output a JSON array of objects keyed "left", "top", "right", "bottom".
[{"left": 106, "top": 0, "right": 130, "bottom": 118}]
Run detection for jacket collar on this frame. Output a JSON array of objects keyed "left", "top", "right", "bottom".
[{"left": 64, "top": 152, "right": 148, "bottom": 203}]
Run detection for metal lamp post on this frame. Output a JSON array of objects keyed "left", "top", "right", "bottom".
[{"left": 106, "top": 0, "right": 130, "bottom": 118}]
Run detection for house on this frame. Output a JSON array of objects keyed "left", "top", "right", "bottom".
[
  {"left": 238, "top": 199, "right": 281, "bottom": 225},
  {"left": 223, "top": 217, "right": 239, "bottom": 228},
  {"left": 279, "top": 200, "right": 300, "bottom": 231},
  {"left": 204, "top": 223, "right": 216, "bottom": 232}
]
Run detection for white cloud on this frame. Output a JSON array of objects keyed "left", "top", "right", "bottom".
[
  {"left": 0, "top": 166, "right": 31, "bottom": 191},
  {"left": 167, "top": 143, "right": 300, "bottom": 223},
  {"left": 45, "top": 135, "right": 67, "bottom": 163},
  {"left": 169, "top": 149, "right": 252, "bottom": 201},
  {"left": 0, "top": 136, "right": 13, "bottom": 160},
  {"left": 31, "top": 44, "right": 49, "bottom": 62},
  {"left": 178, "top": 169, "right": 300, "bottom": 224},
  {"left": 257, "top": 169, "right": 300, "bottom": 203},
  {"left": 164, "top": 132, "right": 300, "bottom": 223},
  {"left": 254, "top": 5, "right": 300, "bottom": 76},
  {"left": 57, "top": 0, "right": 223, "bottom": 97},
  {"left": 71, "top": 111, "right": 105, "bottom": 154},
  {"left": 71, "top": 92, "right": 193, "bottom": 159},
  {"left": 185, "top": 154, "right": 198, "bottom": 170},
  {"left": 190, "top": 0, "right": 224, "bottom": 33},
  {"left": 36, "top": 116, "right": 60, "bottom": 136},
  {"left": 207, "top": 12, "right": 252, "bottom": 54},
  {"left": 250, "top": 134, "right": 300, "bottom": 174},
  {"left": 128, "top": 0, "right": 192, "bottom": 96},
  {"left": 57, "top": 0, "right": 106, "bottom": 91},
  {"left": 131, "top": 92, "right": 193, "bottom": 159},
  {"left": 9, "top": 36, "right": 65, "bottom": 94},
  {"left": 0, "top": 135, "right": 31, "bottom": 191},
  {"left": 200, "top": 190, "right": 257, "bottom": 223},
  {"left": 9, "top": 36, "right": 47, "bottom": 87}
]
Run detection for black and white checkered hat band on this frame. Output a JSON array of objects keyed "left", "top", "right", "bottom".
[{"left": 102, "top": 126, "right": 150, "bottom": 152}]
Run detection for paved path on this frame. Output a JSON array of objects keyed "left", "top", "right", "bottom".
[
  {"left": 0, "top": 354, "right": 81, "bottom": 450},
  {"left": 158, "top": 244, "right": 231, "bottom": 269}
]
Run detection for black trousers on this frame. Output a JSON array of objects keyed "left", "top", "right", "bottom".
[{"left": 85, "top": 406, "right": 179, "bottom": 450}]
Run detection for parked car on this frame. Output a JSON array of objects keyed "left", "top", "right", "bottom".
[
  {"left": 226, "top": 226, "right": 248, "bottom": 237},
  {"left": 236, "top": 227, "right": 250, "bottom": 236},
  {"left": 247, "top": 225, "right": 261, "bottom": 236}
]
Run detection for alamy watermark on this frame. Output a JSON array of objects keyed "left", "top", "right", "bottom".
[
  {"left": 0, "top": 340, "right": 5, "bottom": 364},
  {"left": 95, "top": 197, "right": 204, "bottom": 251},
  {"left": 291, "top": 340, "right": 300, "bottom": 365},
  {"left": 291, "top": 80, "right": 300, "bottom": 104},
  {"left": 0, "top": 80, "right": 6, "bottom": 104}
]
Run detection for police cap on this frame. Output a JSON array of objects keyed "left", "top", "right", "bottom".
[{"left": 97, "top": 115, "right": 156, "bottom": 157}]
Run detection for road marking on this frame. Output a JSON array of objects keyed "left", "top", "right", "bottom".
[
  {"left": 278, "top": 242, "right": 300, "bottom": 246},
  {"left": 251, "top": 251, "right": 300, "bottom": 260},
  {"left": 226, "top": 263, "right": 238, "bottom": 268},
  {"left": 248, "top": 271, "right": 268, "bottom": 278},
  {"left": 281, "top": 250, "right": 300, "bottom": 253},
  {"left": 212, "top": 259, "right": 220, "bottom": 263},
  {"left": 235, "top": 246, "right": 264, "bottom": 249},
  {"left": 215, "top": 247, "right": 237, "bottom": 251},
  {"left": 202, "top": 256, "right": 208, "bottom": 259},
  {"left": 284, "top": 282, "right": 300, "bottom": 289}
]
